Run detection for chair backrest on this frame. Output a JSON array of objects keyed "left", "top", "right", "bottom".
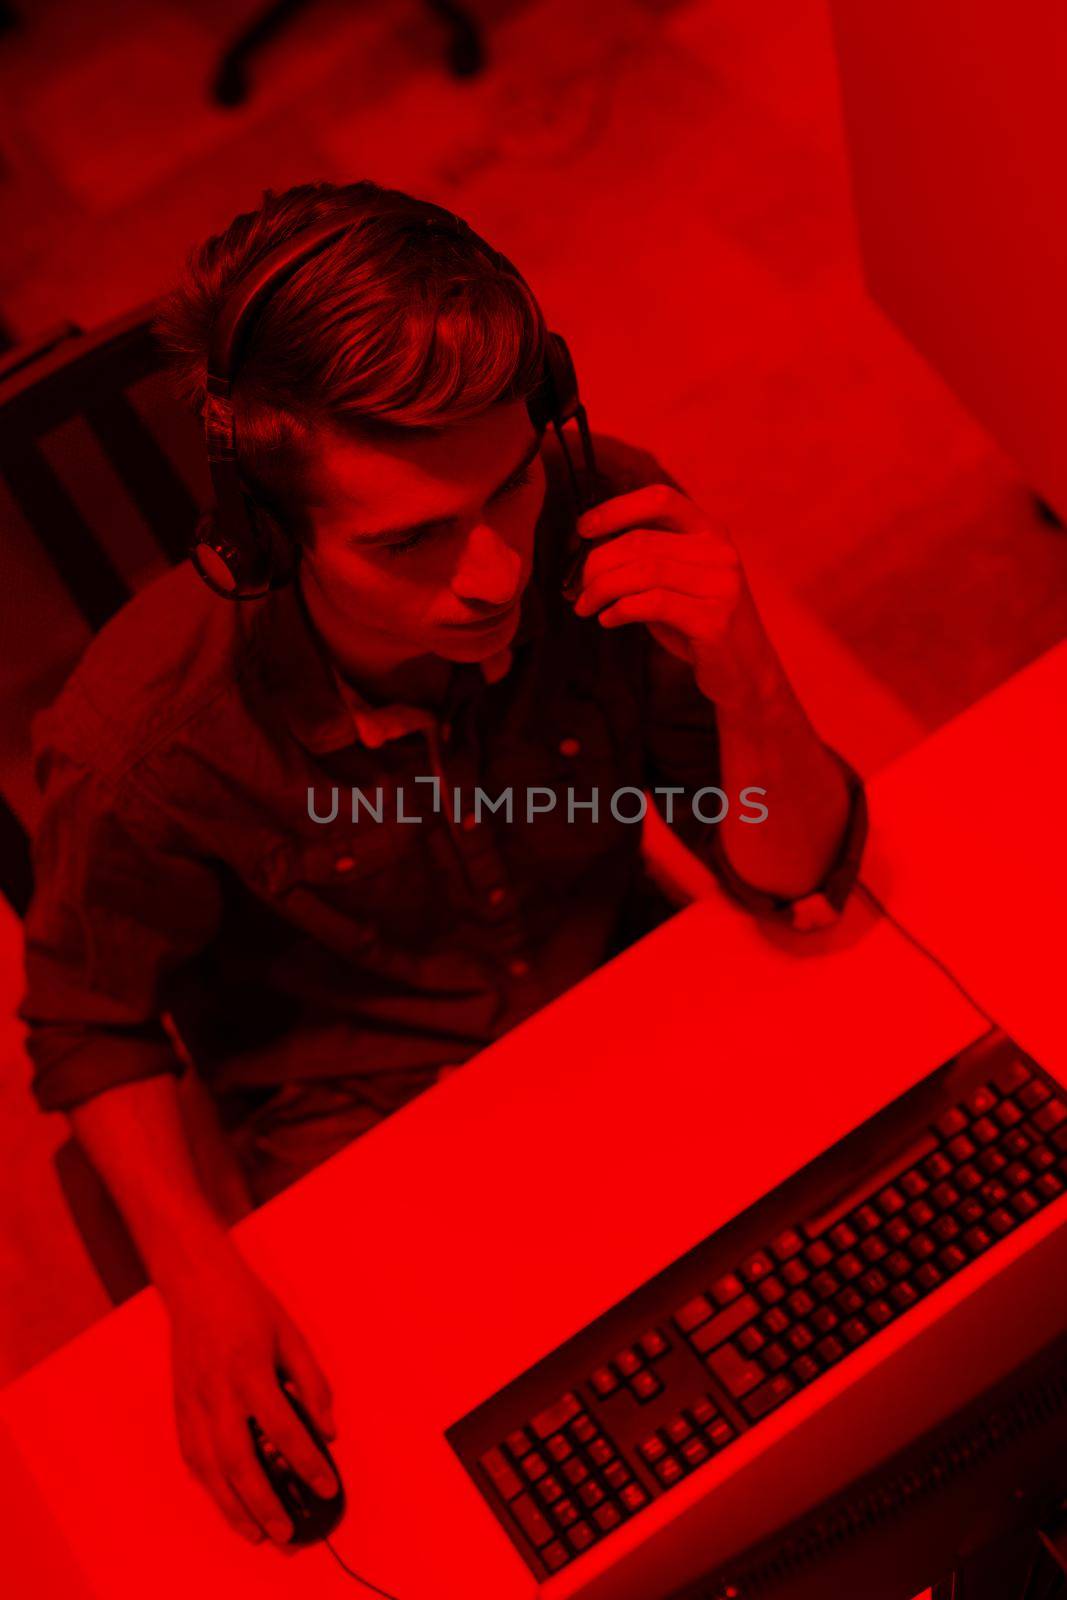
[{"left": 0, "top": 307, "right": 209, "bottom": 912}]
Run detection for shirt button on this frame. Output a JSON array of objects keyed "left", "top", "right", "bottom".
[
  {"left": 334, "top": 854, "right": 356, "bottom": 873},
  {"left": 488, "top": 886, "right": 506, "bottom": 907},
  {"left": 508, "top": 957, "right": 531, "bottom": 979},
  {"left": 559, "top": 736, "right": 581, "bottom": 757},
  {"left": 461, "top": 812, "right": 478, "bottom": 831}
]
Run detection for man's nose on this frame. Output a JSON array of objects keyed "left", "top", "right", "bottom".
[{"left": 451, "top": 523, "right": 524, "bottom": 608}]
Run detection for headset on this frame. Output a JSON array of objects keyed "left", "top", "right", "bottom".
[{"left": 191, "top": 207, "right": 600, "bottom": 600}]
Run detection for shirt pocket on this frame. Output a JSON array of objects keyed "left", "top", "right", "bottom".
[{"left": 251, "top": 823, "right": 419, "bottom": 956}]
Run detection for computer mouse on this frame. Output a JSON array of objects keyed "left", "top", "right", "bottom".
[{"left": 249, "top": 1385, "right": 346, "bottom": 1547}]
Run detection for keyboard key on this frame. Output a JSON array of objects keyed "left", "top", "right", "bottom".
[
  {"left": 578, "top": 1481, "right": 605, "bottom": 1509},
  {"left": 604, "top": 1461, "right": 628, "bottom": 1491},
  {"left": 571, "top": 1415, "right": 596, "bottom": 1443},
  {"left": 620, "top": 1482, "right": 649, "bottom": 1512},
  {"left": 1030, "top": 1145, "right": 1057, "bottom": 1171},
  {"left": 979, "top": 1148, "right": 1007, "bottom": 1175},
  {"left": 531, "top": 1394, "right": 582, "bottom": 1440},
  {"left": 982, "top": 1179, "right": 1010, "bottom": 1208},
  {"left": 540, "top": 1475, "right": 564, "bottom": 1503},
  {"left": 932, "top": 1214, "right": 960, "bottom": 1242},
  {"left": 964, "top": 1225, "right": 994, "bottom": 1253},
  {"left": 788, "top": 1324, "right": 815, "bottom": 1351},
  {"left": 655, "top": 1457, "right": 685, "bottom": 1487},
  {"left": 707, "top": 1343, "right": 765, "bottom": 1398},
  {"left": 972, "top": 1117, "right": 999, "bottom": 1146},
  {"left": 506, "top": 1429, "right": 532, "bottom": 1459},
  {"left": 996, "top": 1100, "right": 1023, "bottom": 1128},
  {"left": 886, "top": 1251, "right": 912, "bottom": 1279},
  {"left": 762, "top": 1306, "right": 790, "bottom": 1336},
  {"left": 543, "top": 1541, "right": 569, "bottom": 1572},
  {"left": 689, "top": 1294, "right": 761, "bottom": 1353},
  {"left": 860, "top": 1235, "right": 889, "bottom": 1262},
  {"left": 512, "top": 1493, "right": 555, "bottom": 1547},
  {"left": 829, "top": 1222, "right": 858, "bottom": 1252},
  {"left": 852, "top": 1204, "right": 882, "bottom": 1234},
  {"left": 915, "top": 1262, "right": 944, "bottom": 1291},
  {"left": 787, "top": 1288, "right": 816, "bottom": 1317},
  {"left": 1012, "top": 1189, "right": 1040, "bottom": 1219},
  {"left": 836, "top": 1287, "right": 864, "bottom": 1316},
  {"left": 587, "top": 1438, "right": 613, "bottom": 1467},
  {"left": 1020, "top": 1080, "right": 1052, "bottom": 1110},
  {"left": 939, "top": 1244, "right": 969, "bottom": 1273},
  {"left": 523, "top": 1452, "right": 548, "bottom": 1483},
  {"left": 876, "top": 1185, "right": 906, "bottom": 1216},
  {"left": 738, "top": 1325, "right": 766, "bottom": 1355},
  {"left": 675, "top": 1296, "right": 714, "bottom": 1335},
  {"left": 1004, "top": 1130, "right": 1032, "bottom": 1158},
  {"left": 886, "top": 1217, "right": 913, "bottom": 1247},
  {"left": 909, "top": 1233, "right": 936, "bottom": 1261},
  {"left": 710, "top": 1272, "right": 745, "bottom": 1306},
  {"left": 1005, "top": 1162, "right": 1032, "bottom": 1189},
  {"left": 908, "top": 1198, "right": 936, "bottom": 1227},
  {"left": 900, "top": 1168, "right": 929, "bottom": 1198},
  {"left": 1034, "top": 1101, "right": 1067, "bottom": 1133},
  {"left": 956, "top": 1164, "right": 983, "bottom": 1192},
  {"left": 947, "top": 1134, "right": 977, "bottom": 1163},
  {"left": 805, "top": 1239, "right": 834, "bottom": 1269},
  {"left": 614, "top": 1349, "right": 642, "bottom": 1378},
  {"left": 860, "top": 1268, "right": 889, "bottom": 1297},
  {"left": 742, "top": 1374, "right": 795, "bottom": 1420},
  {"left": 868, "top": 1299, "right": 893, "bottom": 1327},
  {"left": 782, "top": 1257, "right": 810, "bottom": 1287},
  {"left": 812, "top": 1305, "right": 839, "bottom": 1333},
  {"left": 817, "top": 1335, "right": 845, "bottom": 1365},
  {"left": 989, "top": 1207, "right": 1015, "bottom": 1236},
  {"left": 757, "top": 1275, "right": 786, "bottom": 1305},
  {"left": 640, "top": 1329, "right": 670, "bottom": 1361},
  {"left": 482, "top": 1447, "right": 524, "bottom": 1501},
  {"left": 555, "top": 1498, "right": 579, "bottom": 1528},
  {"left": 590, "top": 1366, "right": 619, "bottom": 1398},
  {"left": 681, "top": 1437, "right": 711, "bottom": 1468},
  {"left": 891, "top": 1281, "right": 919, "bottom": 1310},
  {"left": 629, "top": 1370, "right": 663, "bottom": 1403},
  {"left": 639, "top": 1435, "right": 666, "bottom": 1464},
  {"left": 924, "top": 1153, "right": 953, "bottom": 1181},
  {"left": 690, "top": 1398, "right": 717, "bottom": 1428},
  {"left": 707, "top": 1417, "right": 736, "bottom": 1448},
  {"left": 936, "top": 1108, "right": 968, "bottom": 1138},
  {"left": 792, "top": 1354, "right": 820, "bottom": 1384},
  {"left": 931, "top": 1183, "right": 960, "bottom": 1210},
  {"left": 666, "top": 1417, "right": 693, "bottom": 1445},
  {"left": 837, "top": 1251, "right": 863, "bottom": 1280},
  {"left": 994, "top": 1058, "right": 1032, "bottom": 1094},
  {"left": 967, "top": 1085, "right": 998, "bottom": 1116},
  {"left": 594, "top": 1502, "right": 622, "bottom": 1532},
  {"left": 563, "top": 1458, "right": 588, "bottom": 1486},
  {"left": 741, "top": 1251, "right": 775, "bottom": 1284},
  {"left": 842, "top": 1317, "right": 870, "bottom": 1346},
  {"left": 567, "top": 1521, "right": 596, "bottom": 1553},
  {"left": 547, "top": 1435, "right": 572, "bottom": 1463},
  {"left": 1037, "top": 1173, "right": 1064, "bottom": 1200},
  {"left": 812, "top": 1271, "right": 838, "bottom": 1300},
  {"left": 771, "top": 1229, "right": 805, "bottom": 1261},
  {"left": 763, "top": 1342, "right": 790, "bottom": 1372}
]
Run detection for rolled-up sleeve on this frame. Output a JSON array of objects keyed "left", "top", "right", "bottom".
[{"left": 18, "top": 706, "right": 224, "bottom": 1113}]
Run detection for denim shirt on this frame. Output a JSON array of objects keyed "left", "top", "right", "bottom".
[{"left": 18, "top": 435, "right": 866, "bottom": 1116}]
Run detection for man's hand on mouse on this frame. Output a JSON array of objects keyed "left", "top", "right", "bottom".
[
  {"left": 570, "top": 484, "right": 790, "bottom": 714},
  {"left": 165, "top": 1246, "right": 338, "bottom": 1549}
]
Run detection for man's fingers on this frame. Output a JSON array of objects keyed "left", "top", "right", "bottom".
[
  {"left": 215, "top": 1411, "right": 296, "bottom": 1546},
  {"left": 598, "top": 589, "right": 713, "bottom": 636},
  {"left": 277, "top": 1323, "right": 336, "bottom": 1440},
  {"left": 180, "top": 1410, "right": 266, "bottom": 1545},
  {"left": 576, "top": 555, "right": 737, "bottom": 619},
  {"left": 256, "top": 1392, "right": 339, "bottom": 1501},
  {"left": 577, "top": 483, "right": 699, "bottom": 538},
  {"left": 580, "top": 528, "right": 731, "bottom": 586}
]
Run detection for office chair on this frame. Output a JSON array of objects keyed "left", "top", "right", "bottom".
[
  {"left": 212, "top": 0, "right": 485, "bottom": 108},
  {"left": 0, "top": 309, "right": 243, "bottom": 1303}
]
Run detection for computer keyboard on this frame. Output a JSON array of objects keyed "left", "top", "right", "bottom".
[{"left": 446, "top": 1030, "right": 1067, "bottom": 1580}]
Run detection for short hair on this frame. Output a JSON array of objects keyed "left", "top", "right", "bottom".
[{"left": 154, "top": 181, "right": 548, "bottom": 531}]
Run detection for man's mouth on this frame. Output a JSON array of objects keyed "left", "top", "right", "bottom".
[{"left": 440, "top": 600, "right": 518, "bottom": 632}]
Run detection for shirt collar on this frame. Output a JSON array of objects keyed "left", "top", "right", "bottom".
[{"left": 247, "top": 539, "right": 549, "bottom": 756}]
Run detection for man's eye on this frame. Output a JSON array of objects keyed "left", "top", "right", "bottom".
[
  {"left": 497, "top": 468, "right": 533, "bottom": 500},
  {"left": 381, "top": 529, "right": 431, "bottom": 558}
]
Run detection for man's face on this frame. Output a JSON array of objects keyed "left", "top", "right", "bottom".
[{"left": 297, "top": 402, "right": 546, "bottom": 666}]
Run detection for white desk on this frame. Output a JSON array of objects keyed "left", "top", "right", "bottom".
[{"left": 2, "top": 644, "right": 1065, "bottom": 1600}]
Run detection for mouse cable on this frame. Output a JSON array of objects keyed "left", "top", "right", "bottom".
[
  {"left": 856, "top": 878, "right": 997, "bottom": 1029},
  {"left": 324, "top": 1535, "right": 402, "bottom": 1599}
]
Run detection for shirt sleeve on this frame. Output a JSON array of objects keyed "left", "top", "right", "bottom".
[
  {"left": 18, "top": 697, "right": 224, "bottom": 1113},
  {"left": 589, "top": 435, "right": 868, "bottom": 926}
]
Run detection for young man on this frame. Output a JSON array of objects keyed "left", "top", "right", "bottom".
[{"left": 18, "top": 181, "right": 865, "bottom": 1550}]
